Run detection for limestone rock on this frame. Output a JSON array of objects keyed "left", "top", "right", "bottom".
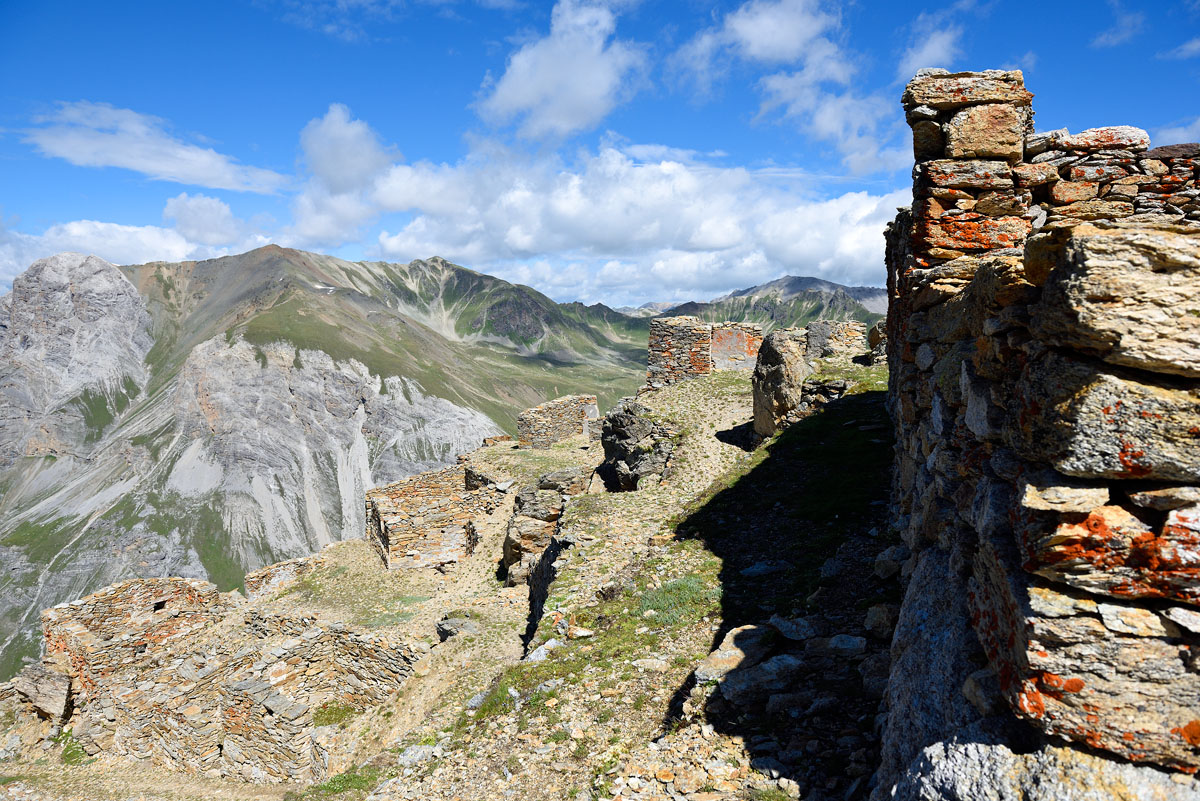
[
  {"left": 945, "top": 104, "right": 1024, "bottom": 161},
  {"left": 751, "top": 329, "right": 811, "bottom": 437},
  {"left": 694, "top": 625, "right": 772, "bottom": 683},
  {"left": 902, "top": 70, "right": 1033, "bottom": 111},
  {"left": 1032, "top": 220, "right": 1200, "bottom": 378},
  {"left": 1009, "top": 350, "right": 1200, "bottom": 482},
  {"left": 11, "top": 665, "right": 70, "bottom": 719},
  {"left": 1059, "top": 126, "right": 1150, "bottom": 152},
  {"left": 922, "top": 159, "right": 1014, "bottom": 190}
]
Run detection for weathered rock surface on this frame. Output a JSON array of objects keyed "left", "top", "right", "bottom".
[
  {"left": 10, "top": 664, "right": 70, "bottom": 720},
  {"left": 597, "top": 400, "right": 677, "bottom": 491},
  {"left": 751, "top": 329, "right": 811, "bottom": 437}
]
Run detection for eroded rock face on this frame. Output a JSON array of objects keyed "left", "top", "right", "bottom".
[
  {"left": 597, "top": 400, "right": 677, "bottom": 491},
  {"left": 502, "top": 466, "right": 588, "bottom": 585},
  {"left": 752, "top": 329, "right": 811, "bottom": 437}
]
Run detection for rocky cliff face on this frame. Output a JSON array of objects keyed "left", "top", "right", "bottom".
[{"left": 0, "top": 248, "right": 644, "bottom": 680}]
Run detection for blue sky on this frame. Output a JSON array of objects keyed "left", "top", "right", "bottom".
[{"left": 2, "top": 0, "right": 1198, "bottom": 305}]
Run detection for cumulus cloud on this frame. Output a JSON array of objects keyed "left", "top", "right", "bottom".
[
  {"left": 371, "top": 142, "right": 908, "bottom": 303},
  {"left": 0, "top": 220, "right": 197, "bottom": 289},
  {"left": 1091, "top": 0, "right": 1145, "bottom": 48},
  {"left": 897, "top": 24, "right": 962, "bottom": 81},
  {"left": 673, "top": 0, "right": 907, "bottom": 173},
  {"left": 25, "top": 102, "right": 286, "bottom": 194},
  {"left": 477, "top": 0, "right": 648, "bottom": 139},
  {"left": 163, "top": 193, "right": 245, "bottom": 246}
]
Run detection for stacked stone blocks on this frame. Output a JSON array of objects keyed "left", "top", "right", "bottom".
[
  {"left": 646, "top": 316, "right": 764, "bottom": 387},
  {"left": 882, "top": 66, "right": 1200, "bottom": 789},
  {"left": 515, "top": 394, "right": 600, "bottom": 449},
  {"left": 365, "top": 464, "right": 497, "bottom": 569}
]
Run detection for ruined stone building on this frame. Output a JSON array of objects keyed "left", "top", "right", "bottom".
[
  {"left": 877, "top": 68, "right": 1200, "bottom": 799},
  {"left": 646, "top": 316, "right": 763, "bottom": 386}
]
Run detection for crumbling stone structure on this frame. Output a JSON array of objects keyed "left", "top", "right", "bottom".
[
  {"left": 646, "top": 317, "right": 763, "bottom": 387},
  {"left": 10, "top": 576, "right": 416, "bottom": 783},
  {"left": 515, "top": 394, "right": 600, "bottom": 449},
  {"left": 877, "top": 68, "right": 1200, "bottom": 799},
  {"left": 365, "top": 464, "right": 499, "bottom": 569},
  {"left": 502, "top": 467, "right": 590, "bottom": 586},
  {"left": 244, "top": 553, "right": 326, "bottom": 600}
]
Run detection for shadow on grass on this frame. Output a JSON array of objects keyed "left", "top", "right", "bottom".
[{"left": 664, "top": 391, "right": 895, "bottom": 799}]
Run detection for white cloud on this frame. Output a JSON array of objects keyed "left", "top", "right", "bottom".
[
  {"left": 1091, "top": 0, "right": 1144, "bottom": 48},
  {"left": 477, "top": 0, "right": 648, "bottom": 139},
  {"left": 1155, "top": 116, "right": 1200, "bottom": 145},
  {"left": 274, "top": 0, "right": 404, "bottom": 41},
  {"left": 1159, "top": 36, "right": 1200, "bottom": 59},
  {"left": 25, "top": 102, "right": 286, "bottom": 194},
  {"left": 723, "top": 0, "right": 838, "bottom": 63},
  {"left": 163, "top": 193, "right": 244, "bottom": 246},
  {"left": 300, "top": 104, "right": 395, "bottom": 194},
  {"left": 371, "top": 141, "right": 907, "bottom": 304},
  {"left": 287, "top": 104, "right": 395, "bottom": 246},
  {"left": 897, "top": 24, "right": 962, "bottom": 81},
  {"left": 0, "top": 220, "right": 198, "bottom": 289}
]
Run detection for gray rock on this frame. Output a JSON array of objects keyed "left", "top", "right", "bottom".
[
  {"left": 596, "top": 400, "right": 677, "bottom": 491},
  {"left": 11, "top": 665, "right": 70, "bottom": 720}
]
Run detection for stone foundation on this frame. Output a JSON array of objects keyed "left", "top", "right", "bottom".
[
  {"left": 244, "top": 554, "right": 326, "bottom": 600},
  {"left": 646, "top": 316, "right": 764, "bottom": 387},
  {"left": 516, "top": 394, "right": 600, "bottom": 449}
]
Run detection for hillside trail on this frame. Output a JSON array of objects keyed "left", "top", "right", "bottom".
[{"left": 2, "top": 368, "right": 897, "bottom": 801}]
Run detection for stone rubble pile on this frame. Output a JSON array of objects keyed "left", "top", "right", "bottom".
[
  {"left": 516, "top": 394, "right": 601, "bottom": 449},
  {"left": 877, "top": 67, "right": 1200, "bottom": 800},
  {"left": 244, "top": 553, "right": 326, "bottom": 600},
  {"left": 365, "top": 464, "right": 500, "bottom": 569},
  {"left": 3, "top": 574, "right": 418, "bottom": 784}
]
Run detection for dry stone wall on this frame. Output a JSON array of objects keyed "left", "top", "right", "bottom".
[
  {"left": 646, "top": 316, "right": 764, "bottom": 387},
  {"left": 365, "top": 464, "right": 499, "bottom": 569},
  {"left": 877, "top": 68, "right": 1200, "bottom": 800},
  {"left": 516, "top": 394, "right": 600, "bottom": 449},
  {"left": 710, "top": 322, "right": 764, "bottom": 370}
]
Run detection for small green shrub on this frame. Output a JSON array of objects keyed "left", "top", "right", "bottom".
[
  {"left": 309, "top": 766, "right": 380, "bottom": 795},
  {"left": 312, "top": 702, "right": 359, "bottom": 728}
]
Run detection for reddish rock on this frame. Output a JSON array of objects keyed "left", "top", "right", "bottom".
[
  {"left": 924, "top": 159, "right": 1014, "bottom": 190},
  {"left": 1068, "top": 164, "right": 1130, "bottom": 182},
  {"left": 921, "top": 213, "right": 1030, "bottom": 251},
  {"left": 1013, "top": 162, "right": 1060, "bottom": 187},
  {"left": 1049, "top": 181, "right": 1098, "bottom": 204},
  {"left": 945, "top": 103, "right": 1025, "bottom": 161}
]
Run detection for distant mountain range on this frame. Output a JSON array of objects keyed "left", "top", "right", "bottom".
[
  {"left": 0, "top": 248, "right": 880, "bottom": 679},
  {"left": 617, "top": 275, "right": 886, "bottom": 328}
]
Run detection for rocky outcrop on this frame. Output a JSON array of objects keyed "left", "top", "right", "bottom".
[
  {"left": 502, "top": 467, "right": 589, "bottom": 585},
  {"left": 877, "top": 68, "right": 1200, "bottom": 799},
  {"left": 596, "top": 400, "right": 678, "bottom": 491},
  {"left": 751, "top": 329, "right": 811, "bottom": 437},
  {"left": 751, "top": 321, "right": 873, "bottom": 436}
]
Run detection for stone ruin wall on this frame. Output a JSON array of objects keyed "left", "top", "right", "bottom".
[
  {"left": 365, "top": 464, "right": 499, "bottom": 569},
  {"left": 710, "top": 322, "right": 764, "bottom": 370},
  {"left": 515, "top": 394, "right": 600, "bottom": 449},
  {"left": 14, "top": 577, "right": 417, "bottom": 783},
  {"left": 244, "top": 553, "right": 326, "bottom": 601},
  {"left": 646, "top": 316, "right": 714, "bottom": 385},
  {"left": 878, "top": 68, "right": 1200, "bottom": 798},
  {"left": 646, "top": 316, "right": 764, "bottom": 387}
]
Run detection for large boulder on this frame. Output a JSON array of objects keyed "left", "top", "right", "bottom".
[
  {"left": 752, "top": 329, "right": 811, "bottom": 437},
  {"left": 597, "top": 400, "right": 678, "bottom": 491},
  {"left": 11, "top": 664, "right": 70, "bottom": 720}
]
